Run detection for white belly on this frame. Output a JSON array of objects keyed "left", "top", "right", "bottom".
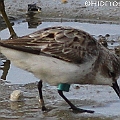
[{"left": 0, "top": 46, "right": 96, "bottom": 85}]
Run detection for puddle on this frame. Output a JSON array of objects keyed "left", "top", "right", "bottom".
[
  {"left": 1, "top": 22, "right": 120, "bottom": 39},
  {"left": 0, "top": 21, "right": 120, "bottom": 119}
]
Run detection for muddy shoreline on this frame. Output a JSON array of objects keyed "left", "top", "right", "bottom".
[{"left": 2, "top": 0, "right": 120, "bottom": 24}]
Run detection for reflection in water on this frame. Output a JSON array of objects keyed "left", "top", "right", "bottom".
[
  {"left": 26, "top": 3, "right": 42, "bottom": 28},
  {"left": 26, "top": 12, "right": 42, "bottom": 28},
  {"left": 0, "top": 54, "right": 10, "bottom": 80},
  {"left": 10, "top": 101, "right": 24, "bottom": 110},
  {"left": 0, "top": 16, "right": 15, "bottom": 31}
]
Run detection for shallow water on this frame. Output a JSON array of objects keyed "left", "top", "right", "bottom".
[{"left": 0, "top": 21, "right": 120, "bottom": 120}]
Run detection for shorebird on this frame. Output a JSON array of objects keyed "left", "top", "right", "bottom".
[
  {"left": 28, "top": 3, "right": 41, "bottom": 12},
  {"left": 0, "top": 0, "right": 120, "bottom": 113}
]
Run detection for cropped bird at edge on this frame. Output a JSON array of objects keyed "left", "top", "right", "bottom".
[{"left": 0, "top": 0, "right": 120, "bottom": 113}]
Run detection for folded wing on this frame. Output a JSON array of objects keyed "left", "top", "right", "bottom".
[{"left": 0, "top": 26, "right": 99, "bottom": 63}]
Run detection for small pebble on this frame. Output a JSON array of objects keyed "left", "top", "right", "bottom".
[{"left": 10, "top": 90, "right": 23, "bottom": 101}]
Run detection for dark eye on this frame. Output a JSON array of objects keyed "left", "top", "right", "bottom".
[{"left": 108, "top": 71, "right": 116, "bottom": 77}]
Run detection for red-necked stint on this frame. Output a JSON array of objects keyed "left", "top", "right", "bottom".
[{"left": 0, "top": 0, "right": 120, "bottom": 113}]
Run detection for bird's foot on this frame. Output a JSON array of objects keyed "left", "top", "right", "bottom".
[
  {"left": 70, "top": 107, "right": 94, "bottom": 113},
  {"left": 41, "top": 106, "right": 47, "bottom": 111},
  {"left": 41, "top": 106, "right": 54, "bottom": 112}
]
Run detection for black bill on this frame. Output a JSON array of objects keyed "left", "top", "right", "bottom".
[{"left": 112, "top": 81, "right": 120, "bottom": 99}]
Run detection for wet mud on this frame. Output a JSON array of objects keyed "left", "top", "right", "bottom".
[
  {"left": 3, "top": 0, "right": 120, "bottom": 24},
  {"left": 0, "top": 0, "right": 120, "bottom": 120}
]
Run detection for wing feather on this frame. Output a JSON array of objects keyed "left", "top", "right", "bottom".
[{"left": 0, "top": 26, "right": 99, "bottom": 63}]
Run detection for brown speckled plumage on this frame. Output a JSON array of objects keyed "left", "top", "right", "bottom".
[{"left": 0, "top": 26, "right": 99, "bottom": 63}]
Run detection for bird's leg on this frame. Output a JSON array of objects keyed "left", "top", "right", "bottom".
[
  {"left": 37, "top": 80, "right": 47, "bottom": 111},
  {"left": 58, "top": 90, "right": 94, "bottom": 113},
  {"left": 0, "top": 0, "right": 17, "bottom": 39}
]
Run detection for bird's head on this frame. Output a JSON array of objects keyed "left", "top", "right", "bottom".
[{"left": 99, "top": 51, "right": 120, "bottom": 98}]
